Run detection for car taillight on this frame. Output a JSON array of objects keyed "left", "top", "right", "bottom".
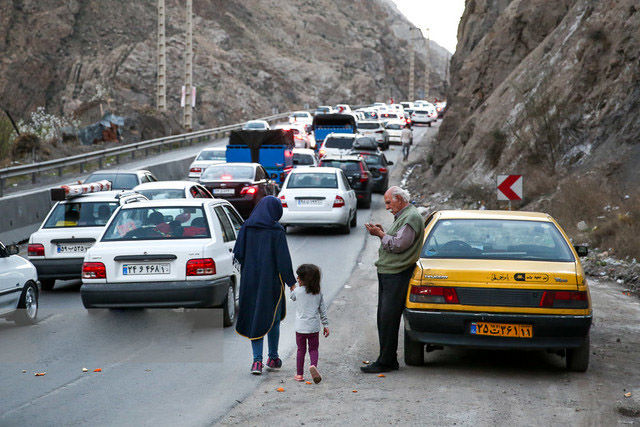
[
  {"left": 186, "top": 258, "right": 216, "bottom": 276},
  {"left": 319, "top": 149, "right": 326, "bottom": 158},
  {"left": 240, "top": 186, "right": 258, "bottom": 195},
  {"left": 28, "top": 244, "right": 45, "bottom": 257},
  {"left": 375, "top": 130, "right": 384, "bottom": 133},
  {"left": 359, "top": 163, "right": 369, "bottom": 182},
  {"left": 82, "top": 262, "right": 106, "bottom": 279},
  {"left": 279, "top": 195, "right": 288, "bottom": 208},
  {"left": 333, "top": 195, "right": 345, "bottom": 208},
  {"left": 539, "top": 291, "right": 588, "bottom": 308},
  {"left": 190, "top": 167, "right": 202, "bottom": 173},
  {"left": 409, "top": 286, "right": 459, "bottom": 304},
  {"left": 379, "top": 167, "right": 387, "bottom": 173}
]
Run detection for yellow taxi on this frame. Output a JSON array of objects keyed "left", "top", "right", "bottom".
[{"left": 403, "top": 210, "right": 592, "bottom": 371}]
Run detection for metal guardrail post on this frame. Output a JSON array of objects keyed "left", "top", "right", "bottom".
[
  {"left": 79, "top": 163, "right": 84, "bottom": 173},
  {"left": 58, "top": 167, "right": 63, "bottom": 177},
  {"left": 32, "top": 172, "right": 36, "bottom": 184},
  {"left": 0, "top": 178, "right": 4, "bottom": 197}
]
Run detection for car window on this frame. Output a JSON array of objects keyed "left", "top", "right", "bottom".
[
  {"left": 320, "top": 160, "right": 360, "bottom": 174},
  {"left": 386, "top": 124, "right": 403, "bottom": 130},
  {"left": 196, "top": 150, "right": 225, "bottom": 161},
  {"left": 357, "top": 123, "right": 380, "bottom": 130},
  {"left": 197, "top": 185, "right": 212, "bottom": 198},
  {"left": 255, "top": 167, "right": 266, "bottom": 181},
  {"left": 190, "top": 187, "right": 201, "bottom": 198},
  {"left": 147, "top": 174, "right": 158, "bottom": 182},
  {"left": 223, "top": 206, "right": 243, "bottom": 234},
  {"left": 214, "top": 206, "right": 235, "bottom": 242},
  {"left": 286, "top": 173, "right": 338, "bottom": 189},
  {"left": 293, "top": 153, "right": 315, "bottom": 166},
  {"left": 339, "top": 171, "right": 351, "bottom": 190},
  {"left": 324, "top": 137, "right": 355, "bottom": 149},
  {"left": 85, "top": 173, "right": 139, "bottom": 190},
  {"left": 136, "top": 189, "right": 186, "bottom": 200},
  {"left": 201, "top": 165, "right": 255, "bottom": 180},
  {"left": 421, "top": 219, "right": 575, "bottom": 262},
  {"left": 359, "top": 153, "right": 382, "bottom": 166},
  {"left": 44, "top": 202, "right": 119, "bottom": 228}
]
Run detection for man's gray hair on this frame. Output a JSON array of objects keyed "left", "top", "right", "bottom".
[{"left": 389, "top": 186, "right": 410, "bottom": 203}]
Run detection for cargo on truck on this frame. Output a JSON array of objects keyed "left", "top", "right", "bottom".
[{"left": 311, "top": 113, "right": 357, "bottom": 149}]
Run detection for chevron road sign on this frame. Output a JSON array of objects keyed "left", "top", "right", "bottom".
[{"left": 497, "top": 175, "right": 523, "bottom": 201}]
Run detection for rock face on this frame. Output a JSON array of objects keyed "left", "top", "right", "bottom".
[{"left": 0, "top": 0, "right": 450, "bottom": 137}]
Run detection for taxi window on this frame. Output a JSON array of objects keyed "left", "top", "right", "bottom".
[
  {"left": 214, "top": 206, "right": 235, "bottom": 242},
  {"left": 223, "top": 205, "right": 243, "bottom": 234},
  {"left": 101, "top": 207, "right": 210, "bottom": 241},
  {"left": 44, "top": 202, "right": 119, "bottom": 228},
  {"left": 421, "top": 219, "right": 575, "bottom": 262}
]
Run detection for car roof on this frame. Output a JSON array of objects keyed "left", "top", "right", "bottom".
[
  {"left": 321, "top": 154, "right": 362, "bottom": 162},
  {"left": 206, "top": 162, "right": 257, "bottom": 168},
  {"left": 119, "top": 198, "right": 226, "bottom": 209},
  {"left": 246, "top": 119, "right": 268, "bottom": 124},
  {"left": 132, "top": 181, "right": 200, "bottom": 190},
  {"left": 291, "top": 111, "right": 310, "bottom": 115},
  {"left": 199, "top": 147, "right": 225, "bottom": 152},
  {"left": 386, "top": 119, "right": 406, "bottom": 125},
  {"left": 87, "top": 169, "right": 149, "bottom": 175},
  {"left": 290, "top": 166, "right": 338, "bottom": 174},
  {"left": 292, "top": 148, "right": 316, "bottom": 155},
  {"left": 435, "top": 210, "right": 553, "bottom": 221},
  {"left": 325, "top": 133, "right": 357, "bottom": 138},
  {"left": 357, "top": 120, "right": 382, "bottom": 125}
]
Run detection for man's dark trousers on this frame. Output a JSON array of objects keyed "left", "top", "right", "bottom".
[{"left": 376, "top": 264, "right": 415, "bottom": 367}]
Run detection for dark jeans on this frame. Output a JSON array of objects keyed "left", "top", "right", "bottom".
[
  {"left": 376, "top": 265, "right": 415, "bottom": 366},
  {"left": 296, "top": 332, "right": 319, "bottom": 376},
  {"left": 251, "top": 302, "right": 282, "bottom": 362},
  {"left": 402, "top": 143, "right": 410, "bottom": 160}
]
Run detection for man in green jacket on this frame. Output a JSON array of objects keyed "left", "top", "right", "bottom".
[{"left": 362, "top": 186, "right": 425, "bottom": 373}]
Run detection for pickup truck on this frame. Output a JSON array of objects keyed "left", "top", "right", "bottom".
[
  {"left": 311, "top": 113, "right": 357, "bottom": 149},
  {"left": 226, "top": 130, "right": 294, "bottom": 187}
]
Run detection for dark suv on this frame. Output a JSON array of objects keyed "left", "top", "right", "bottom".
[
  {"left": 349, "top": 150, "right": 393, "bottom": 194},
  {"left": 319, "top": 155, "right": 373, "bottom": 208}
]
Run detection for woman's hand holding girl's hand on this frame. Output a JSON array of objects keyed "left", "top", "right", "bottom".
[
  {"left": 290, "top": 284, "right": 296, "bottom": 291},
  {"left": 323, "top": 327, "right": 330, "bottom": 337}
]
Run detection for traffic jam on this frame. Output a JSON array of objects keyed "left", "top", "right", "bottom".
[{"left": 2, "top": 98, "right": 594, "bottom": 373}]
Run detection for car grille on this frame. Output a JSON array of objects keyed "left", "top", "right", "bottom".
[{"left": 456, "top": 288, "right": 546, "bottom": 308}]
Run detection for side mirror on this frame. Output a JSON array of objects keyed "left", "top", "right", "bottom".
[
  {"left": 574, "top": 245, "right": 588, "bottom": 257},
  {"left": 387, "top": 161, "right": 394, "bottom": 165},
  {"left": 7, "top": 244, "right": 19, "bottom": 255}
]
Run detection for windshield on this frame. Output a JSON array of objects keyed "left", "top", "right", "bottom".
[
  {"left": 386, "top": 124, "right": 403, "bottom": 130},
  {"left": 201, "top": 165, "right": 254, "bottom": 180},
  {"left": 414, "top": 110, "right": 429, "bottom": 115},
  {"left": 359, "top": 153, "right": 382, "bottom": 166},
  {"left": 325, "top": 137, "right": 355, "bottom": 149},
  {"left": 85, "top": 173, "right": 138, "bottom": 190},
  {"left": 136, "top": 189, "right": 186, "bottom": 200},
  {"left": 244, "top": 122, "right": 266, "bottom": 129},
  {"left": 287, "top": 173, "right": 337, "bottom": 189},
  {"left": 293, "top": 153, "right": 315, "bottom": 166},
  {"left": 293, "top": 113, "right": 308, "bottom": 118},
  {"left": 196, "top": 150, "right": 225, "bottom": 161},
  {"left": 102, "top": 207, "right": 210, "bottom": 241},
  {"left": 320, "top": 160, "right": 360, "bottom": 174},
  {"left": 421, "top": 219, "right": 575, "bottom": 262},
  {"left": 44, "top": 202, "right": 119, "bottom": 228},
  {"left": 357, "top": 123, "right": 380, "bottom": 130}
]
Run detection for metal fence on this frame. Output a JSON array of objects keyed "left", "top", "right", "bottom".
[{"left": 0, "top": 112, "right": 291, "bottom": 197}]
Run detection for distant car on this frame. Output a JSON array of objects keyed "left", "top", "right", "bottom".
[
  {"left": 357, "top": 109, "right": 379, "bottom": 120},
  {"left": 435, "top": 102, "right": 447, "bottom": 119},
  {"left": 242, "top": 120, "right": 270, "bottom": 131},
  {"left": 0, "top": 241, "right": 39, "bottom": 325},
  {"left": 383, "top": 120, "right": 409, "bottom": 145},
  {"left": 411, "top": 108, "right": 436, "bottom": 126},
  {"left": 289, "top": 111, "right": 313, "bottom": 127},
  {"left": 278, "top": 167, "right": 357, "bottom": 234},
  {"left": 356, "top": 120, "right": 386, "bottom": 150},
  {"left": 292, "top": 148, "right": 318, "bottom": 168},
  {"left": 379, "top": 112, "right": 400, "bottom": 126},
  {"left": 273, "top": 124, "right": 313, "bottom": 148},
  {"left": 314, "top": 106, "right": 334, "bottom": 115},
  {"left": 133, "top": 181, "right": 213, "bottom": 200},
  {"left": 319, "top": 154, "right": 373, "bottom": 208},
  {"left": 80, "top": 199, "right": 243, "bottom": 326},
  {"left": 199, "top": 163, "right": 277, "bottom": 218},
  {"left": 349, "top": 150, "right": 392, "bottom": 194},
  {"left": 84, "top": 170, "right": 157, "bottom": 190},
  {"left": 400, "top": 101, "right": 414, "bottom": 110},
  {"left": 390, "top": 104, "right": 405, "bottom": 116},
  {"left": 318, "top": 133, "right": 358, "bottom": 158},
  {"left": 188, "top": 148, "right": 226, "bottom": 179}
]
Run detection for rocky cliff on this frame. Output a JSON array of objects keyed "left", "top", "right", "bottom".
[{"left": 0, "top": 0, "right": 450, "bottom": 138}]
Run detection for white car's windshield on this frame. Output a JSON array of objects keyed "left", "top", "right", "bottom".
[
  {"left": 102, "top": 207, "right": 210, "bottom": 241},
  {"left": 85, "top": 173, "right": 138, "bottom": 190},
  {"left": 44, "top": 202, "right": 118, "bottom": 228}
]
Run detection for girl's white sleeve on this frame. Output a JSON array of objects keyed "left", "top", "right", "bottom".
[
  {"left": 318, "top": 294, "right": 329, "bottom": 326},
  {"left": 290, "top": 286, "right": 297, "bottom": 301}
]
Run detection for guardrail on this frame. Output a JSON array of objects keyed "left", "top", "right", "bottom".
[{"left": 0, "top": 112, "right": 292, "bottom": 197}]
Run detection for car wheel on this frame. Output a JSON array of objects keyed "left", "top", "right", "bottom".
[
  {"left": 566, "top": 334, "right": 590, "bottom": 372},
  {"left": 222, "top": 283, "right": 236, "bottom": 327},
  {"left": 40, "top": 279, "right": 55, "bottom": 291},
  {"left": 350, "top": 210, "right": 357, "bottom": 227},
  {"left": 427, "top": 122, "right": 432, "bottom": 127},
  {"left": 14, "top": 281, "right": 38, "bottom": 325},
  {"left": 360, "top": 192, "right": 372, "bottom": 209},
  {"left": 340, "top": 218, "right": 351, "bottom": 235},
  {"left": 404, "top": 328, "right": 424, "bottom": 366}
]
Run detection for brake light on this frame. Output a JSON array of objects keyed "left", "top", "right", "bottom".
[
  {"left": 375, "top": 130, "right": 384, "bottom": 133},
  {"left": 410, "top": 286, "right": 459, "bottom": 304},
  {"left": 240, "top": 186, "right": 258, "bottom": 195},
  {"left": 190, "top": 167, "right": 202, "bottom": 173},
  {"left": 279, "top": 195, "right": 288, "bottom": 208},
  {"left": 539, "top": 291, "right": 588, "bottom": 308},
  {"left": 379, "top": 167, "right": 387, "bottom": 173},
  {"left": 82, "top": 262, "right": 106, "bottom": 279},
  {"left": 359, "top": 163, "right": 369, "bottom": 182},
  {"left": 28, "top": 244, "right": 45, "bottom": 257},
  {"left": 186, "top": 258, "right": 216, "bottom": 276},
  {"left": 319, "top": 149, "right": 326, "bottom": 158},
  {"left": 333, "top": 195, "right": 345, "bottom": 208}
]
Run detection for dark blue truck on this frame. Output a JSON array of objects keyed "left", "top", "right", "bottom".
[
  {"left": 226, "top": 129, "right": 295, "bottom": 187},
  {"left": 311, "top": 113, "right": 357, "bottom": 149}
]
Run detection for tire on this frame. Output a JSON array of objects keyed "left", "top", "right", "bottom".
[
  {"left": 566, "top": 334, "right": 590, "bottom": 372},
  {"left": 350, "top": 210, "right": 357, "bottom": 227},
  {"left": 360, "top": 192, "right": 372, "bottom": 209},
  {"left": 340, "top": 219, "right": 351, "bottom": 234},
  {"left": 40, "top": 279, "right": 55, "bottom": 291},
  {"left": 222, "top": 283, "right": 236, "bottom": 327},
  {"left": 404, "top": 328, "right": 424, "bottom": 366},
  {"left": 427, "top": 122, "right": 432, "bottom": 127},
  {"left": 14, "top": 281, "right": 38, "bottom": 325}
]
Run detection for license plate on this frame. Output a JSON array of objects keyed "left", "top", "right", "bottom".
[
  {"left": 123, "top": 263, "right": 170, "bottom": 275},
  {"left": 213, "top": 188, "right": 235, "bottom": 195},
  {"left": 57, "top": 244, "right": 90, "bottom": 254},
  {"left": 470, "top": 322, "right": 533, "bottom": 338},
  {"left": 297, "top": 199, "right": 323, "bottom": 207}
]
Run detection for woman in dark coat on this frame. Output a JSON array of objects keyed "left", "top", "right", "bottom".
[{"left": 233, "top": 195, "right": 296, "bottom": 375}]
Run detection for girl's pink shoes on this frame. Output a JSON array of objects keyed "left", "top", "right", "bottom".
[
  {"left": 309, "top": 365, "right": 322, "bottom": 384},
  {"left": 294, "top": 375, "right": 304, "bottom": 382}
]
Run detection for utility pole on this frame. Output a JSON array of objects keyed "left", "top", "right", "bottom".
[
  {"left": 156, "top": 0, "right": 166, "bottom": 111},
  {"left": 424, "top": 27, "right": 430, "bottom": 102},
  {"left": 183, "top": 0, "right": 193, "bottom": 130},
  {"left": 408, "top": 40, "right": 415, "bottom": 101}
]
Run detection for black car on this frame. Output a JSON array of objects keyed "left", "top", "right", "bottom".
[
  {"left": 199, "top": 163, "right": 277, "bottom": 218},
  {"left": 349, "top": 150, "right": 393, "bottom": 194},
  {"left": 319, "top": 155, "right": 373, "bottom": 208}
]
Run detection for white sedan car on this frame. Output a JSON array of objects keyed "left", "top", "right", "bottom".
[
  {"left": 289, "top": 111, "right": 313, "bottom": 126},
  {"left": 383, "top": 119, "right": 408, "bottom": 145},
  {"left": 80, "top": 199, "right": 242, "bottom": 326},
  {"left": 132, "top": 181, "right": 213, "bottom": 200},
  {"left": 188, "top": 147, "right": 226, "bottom": 179},
  {"left": 411, "top": 108, "right": 436, "bottom": 126},
  {"left": 0, "top": 241, "right": 39, "bottom": 325},
  {"left": 278, "top": 167, "right": 357, "bottom": 234},
  {"left": 292, "top": 148, "right": 318, "bottom": 167}
]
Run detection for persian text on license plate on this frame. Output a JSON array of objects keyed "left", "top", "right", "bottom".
[
  {"left": 123, "top": 263, "right": 170, "bottom": 275},
  {"left": 297, "top": 199, "right": 323, "bottom": 207},
  {"left": 470, "top": 322, "right": 533, "bottom": 338},
  {"left": 57, "top": 244, "right": 90, "bottom": 254},
  {"left": 213, "top": 188, "right": 235, "bottom": 195}
]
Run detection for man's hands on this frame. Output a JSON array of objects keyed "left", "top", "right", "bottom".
[
  {"left": 365, "top": 223, "right": 385, "bottom": 238},
  {"left": 323, "top": 327, "right": 330, "bottom": 337}
]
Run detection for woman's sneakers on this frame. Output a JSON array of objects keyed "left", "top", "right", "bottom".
[
  {"left": 251, "top": 361, "right": 263, "bottom": 375},
  {"left": 266, "top": 357, "right": 282, "bottom": 370},
  {"left": 309, "top": 365, "right": 322, "bottom": 384}
]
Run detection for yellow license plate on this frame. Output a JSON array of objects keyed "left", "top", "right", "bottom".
[{"left": 471, "top": 322, "right": 533, "bottom": 338}]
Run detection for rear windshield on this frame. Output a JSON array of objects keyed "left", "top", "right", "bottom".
[
  {"left": 359, "top": 153, "right": 382, "bottom": 166},
  {"left": 320, "top": 160, "right": 361, "bottom": 174},
  {"left": 85, "top": 173, "right": 138, "bottom": 190},
  {"left": 293, "top": 113, "right": 308, "bottom": 118},
  {"left": 381, "top": 114, "right": 398, "bottom": 119},
  {"left": 102, "top": 207, "right": 210, "bottom": 241},
  {"left": 44, "top": 202, "right": 119, "bottom": 228},
  {"left": 293, "top": 153, "right": 315, "bottom": 166},
  {"left": 357, "top": 123, "right": 380, "bottom": 130},
  {"left": 414, "top": 110, "right": 429, "bottom": 114},
  {"left": 287, "top": 173, "right": 337, "bottom": 189},
  {"left": 316, "top": 107, "right": 330, "bottom": 113},
  {"left": 421, "top": 219, "right": 575, "bottom": 262},
  {"left": 136, "top": 189, "right": 186, "bottom": 200},
  {"left": 201, "top": 165, "right": 254, "bottom": 180},
  {"left": 196, "top": 150, "right": 225, "bottom": 161},
  {"left": 325, "top": 137, "right": 355, "bottom": 149},
  {"left": 386, "top": 124, "right": 403, "bottom": 130},
  {"left": 244, "top": 122, "right": 266, "bottom": 129}
]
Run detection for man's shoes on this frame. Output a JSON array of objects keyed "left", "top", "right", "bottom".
[{"left": 360, "top": 361, "right": 398, "bottom": 373}]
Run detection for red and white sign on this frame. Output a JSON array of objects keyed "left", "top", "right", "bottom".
[
  {"left": 51, "top": 180, "right": 112, "bottom": 201},
  {"left": 497, "top": 175, "right": 523, "bottom": 201}
]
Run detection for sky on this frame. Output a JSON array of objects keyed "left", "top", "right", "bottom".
[{"left": 390, "top": 0, "right": 465, "bottom": 53}]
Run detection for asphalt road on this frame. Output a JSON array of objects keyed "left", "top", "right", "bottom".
[{"left": 0, "top": 126, "right": 432, "bottom": 426}]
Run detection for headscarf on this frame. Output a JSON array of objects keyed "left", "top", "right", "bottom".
[{"left": 242, "top": 195, "right": 283, "bottom": 229}]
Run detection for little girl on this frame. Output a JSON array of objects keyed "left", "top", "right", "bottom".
[{"left": 290, "top": 264, "right": 329, "bottom": 383}]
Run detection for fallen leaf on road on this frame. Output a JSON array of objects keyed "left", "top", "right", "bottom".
[
  {"left": 276, "top": 387, "right": 285, "bottom": 392},
  {"left": 352, "top": 390, "right": 358, "bottom": 393},
  {"left": 624, "top": 392, "right": 632, "bottom": 398},
  {"left": 377, "top": 374, "right": 385, "bottom": 378},
  {"left": 82, "top": 368, "right": 88, "bottom": 373},
  {"left": 93, "top": 368, "right": 102, "bottom": 373},
  {"left": 34, "top": 372, "right": 46, "bottom": 376},
  {"left": 145, "top": 369, "right": 152, "bottom": 372},
  {"left": 362, "top": 361, "right": 370, "bottom": 364},
  {"left": 305, "top": 381, "right": 312, "bottom": 385}
]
